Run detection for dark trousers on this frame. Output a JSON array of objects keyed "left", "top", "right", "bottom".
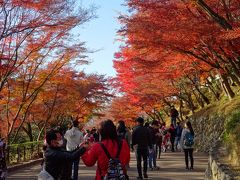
[
  {"left": 72, "top": 159, "right": 80, "bottom": 180},
  {"left": 60, "top": 162, "right": 72, "bottom": 180},
  {"left": 170, "top": 137, "right": 175, "bottom": 152},
  {"left": 156, "top": 145, "right": 161, "bottom": 158},
  {"left": 136, "top": 148, "right": 148, "bottom": 177},
  {"left": 156, "top": 139, "right": 162, "bottom": 158},
  {"left": 184, "top": 149, "right": 194, "bottom": 168}
]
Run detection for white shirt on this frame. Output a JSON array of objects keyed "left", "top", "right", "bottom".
[{"left": 64, "top": 127, "right": 83, "bottom": 151}]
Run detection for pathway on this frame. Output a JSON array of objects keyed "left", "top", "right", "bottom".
[{"left": 7, "top": 151, "right": 208, "bottom": 180}]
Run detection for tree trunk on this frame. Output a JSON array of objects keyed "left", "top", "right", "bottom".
[
  {"left": 22, "top": 123, "right": 33, "bottom": 142},
  {"left": 186, "top": 94, "right": 196, "bottom": 113},
  {"left": 205, "top": 79, "right": 220, "bottom": 100},
  {"left": 194, "top": 85, "right": 210, "bottom": 105},
  {"left": 224, "top": 66, "right": 240, "bottom": 86},
  {"left": 229, "top": 73, "right": 240, "bottom": 87},
  {"left": 37, "top": 125, "right": 46, "bottom": 142},
  {"left": 209, "top": 73, "right": 222, "bottom": 91},
  {"left": 220, "top": 74, "right": 235, "bottom": 99},
  {"left": 228, "top": 58, "right": 240, "bottom": 78},
  {"left": 179, "top": 99, "right": 184, "bottom": 121},
  {"left": 177, "top": 92, "right": 195, "bottom": 114},
  {"left": 196, "top": 0, "right": 232, "bottom": 30},
  {"left": 162, "top": 108, "right": 170, "bottom": 117},
  {"left": 156, "top": 111, "right": 164, "bottom": 122},
  {"left": 192, "top": 90, "right": 205, "bottom": 108}
]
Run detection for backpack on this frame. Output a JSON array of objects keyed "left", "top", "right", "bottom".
[
  {"left": 99, "top": 141, "right": 126, "bottom": 180},
  {"left": 184, "top": 132, "right": 194, "bottom": 147}
]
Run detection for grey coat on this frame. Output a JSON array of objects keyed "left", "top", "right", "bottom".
[{"left": 180, "top": 128, "right": 194, "bottom": 149}]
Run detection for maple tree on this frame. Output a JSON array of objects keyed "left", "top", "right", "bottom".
[
  {"left": 101, "top": 95, "right": 144, "bottom": 127},
  {"left": 112, "top": 0, "right": 240, "bottom": 123},
  {"left": 29, "top": 68, "right": 112, "bottom": 142},
  {"left": 0, "top": 0, "right": 93, "bottom": 91},
  {"left": 0, "top": 0, "right": 96, "bottom": 142},
  {"left": 0, "top": 45, "right": 86, "bottom": 143},
  {"left": 0, "top": 66, "right": 113, "bottom": 143}
]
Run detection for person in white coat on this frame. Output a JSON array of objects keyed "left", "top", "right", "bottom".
[
  {"left": 64, "top": 120, "right": 84, "bottom": 180},
  {"left": 180, "top": 121, "right": 195, "bottom": 170}
]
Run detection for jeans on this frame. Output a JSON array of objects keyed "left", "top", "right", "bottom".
[
  {"left": 171, "top": 117, "right": 177, "bottom": 127},
  {"left": 175, "top": 136, "right": 181, "bottom": 150},
  {"left": 184, "top": 149, "right": 194, "bottom": 168},
  {"left": 136, "top": 148, "right": 148, "bottom": 177},
  {"left": 72, "top": 159, "right": 79, "bottom": 180},
  {"left": 148, "top": 145, "right": 156, "bottom": 168}
]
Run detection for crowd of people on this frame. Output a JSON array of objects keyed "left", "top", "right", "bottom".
[
  {"left": 38, "top": 112, "right": 195, "bottom": 180},
  {"left": 0, "top": 106, "right": 195, "bottom": 180},
  {"left": 132, "top": 117, "right": 195, "bottom": 179}
]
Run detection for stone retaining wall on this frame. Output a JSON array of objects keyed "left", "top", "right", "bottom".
[
  {"left": 205, "top": 153, "right": 235, "bottom": 180},
  {"left": 190, "top": 115, "right": 238, "bottom": 180}
]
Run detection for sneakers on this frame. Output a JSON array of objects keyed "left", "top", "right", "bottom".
[
  {"left": 154, "top": 166, "right": 160, "bottom": 170},
  {"left": 137, "top": 177, "right": 143, "bottom": 180}
]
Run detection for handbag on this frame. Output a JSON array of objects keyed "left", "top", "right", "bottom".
[{"left": 38, "top": 168, "right": 54, "bottom": 180}]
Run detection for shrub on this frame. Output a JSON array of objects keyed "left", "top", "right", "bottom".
[
  {"left": 224, "top": 111, "right": 240, "bottom": 166},
  {"left": 225, "top": 111, "right": 240, "bottom": 135}
]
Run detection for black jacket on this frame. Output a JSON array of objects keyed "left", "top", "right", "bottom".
[
  {"left": 132, "top": 125, "right": 152, "bottom": 149},
  {"left": 44, "top": 146, "right": 86, "bottom": 180}
]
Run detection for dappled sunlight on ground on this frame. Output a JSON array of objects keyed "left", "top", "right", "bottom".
[{"left": 7, "top": 151, "right": 208, "bottom": 180}]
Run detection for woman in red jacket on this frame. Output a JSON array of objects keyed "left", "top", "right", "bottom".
[{"left": 81, "top": 120, "right": 130, "bottom": 180}]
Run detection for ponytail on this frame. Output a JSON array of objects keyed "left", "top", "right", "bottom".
[{"left": 186, "top": 121, "right": 194, "bottom": 136}]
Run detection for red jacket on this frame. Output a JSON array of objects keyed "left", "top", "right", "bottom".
[{"left": 81, "top": 139, "right": 130, "bottom": 180}]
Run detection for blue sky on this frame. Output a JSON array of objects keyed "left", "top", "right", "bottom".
[{"left": 77, "top": 0, "right": 127, "bottom": 77}]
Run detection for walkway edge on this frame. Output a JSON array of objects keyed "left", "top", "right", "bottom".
[{"left": 7, "top": 158, "right": 43, "bottom": 173}]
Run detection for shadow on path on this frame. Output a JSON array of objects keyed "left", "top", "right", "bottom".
[{"left": 7, "top": 151, "right": 208, "bottom": 180}]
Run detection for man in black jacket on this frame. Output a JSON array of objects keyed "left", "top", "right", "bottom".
[
  {"left": 44, "top": 129, "right": 87, "bottom": 180},
  {"left": 132, "top": 117, "right": 152, "bottom": 179},
  {"left": 170, "top": 105, "right": 179, "bottom": 127}
]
